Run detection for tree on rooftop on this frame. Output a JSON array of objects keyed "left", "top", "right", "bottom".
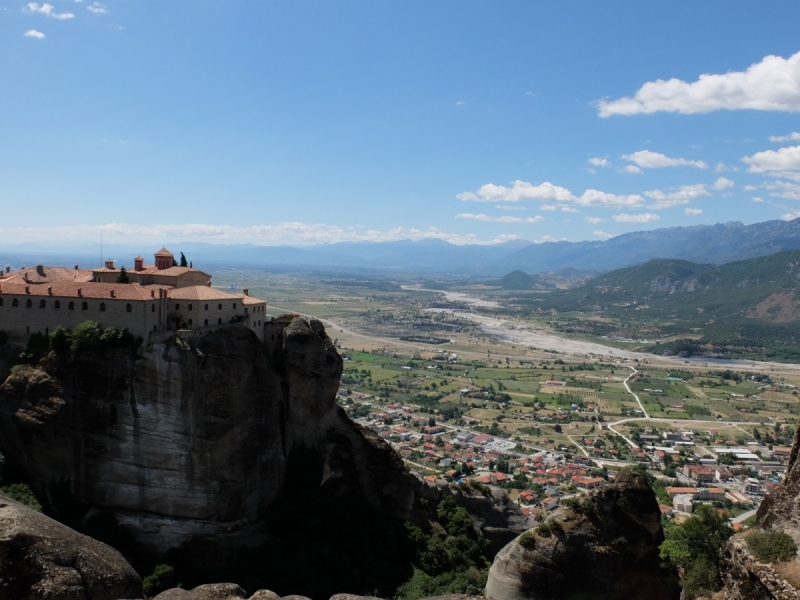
[
  {"left": 115, "top": 267, "right": 130, "bottom": 284},
  {"left": 180, "top": 252, "right": 188, "bottom": 267}
]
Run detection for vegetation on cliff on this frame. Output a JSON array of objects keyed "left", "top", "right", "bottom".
[{"left": 660, "top": 504, "right": 733, "bottom": 599}]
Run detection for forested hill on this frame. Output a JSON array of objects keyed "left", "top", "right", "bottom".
[{"left": 535, "top": 249, "right": 800, "bottom": 360}]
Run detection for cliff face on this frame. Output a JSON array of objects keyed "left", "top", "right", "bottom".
[
  {"left": 0, "top": 318, "right": 415, "bottom": 549},
  {"left": 484, "top": 470, "right": 680, "bottom": 600}
]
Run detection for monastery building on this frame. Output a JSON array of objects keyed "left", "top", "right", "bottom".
[{"left": 0, "top": 248, "right": 268, "bottom": 342}]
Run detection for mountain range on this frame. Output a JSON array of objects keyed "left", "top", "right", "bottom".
[{"left": 3, "top": 218, "right": 800, "bottom": 275}]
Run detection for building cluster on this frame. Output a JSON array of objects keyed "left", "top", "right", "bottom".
[{"left": 0, "top": 249, "right": 268, "bottom": 342}]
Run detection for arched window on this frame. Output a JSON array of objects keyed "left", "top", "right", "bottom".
[
  {"left": 204, "top": 319, "right": 208, "bottom": 326},
  {"left": 218, "top": 303, "right": 222, "bottom": 310},
  {"left": 188, "top": 319, "right": 193, "bottom": 326},
  {"left": 126, "top": 304, "right": 132, "bottom": 313},
  {"left": 81, "top": 302, "right": 88, "bottom": 311},
  {"left": 26, "top": 299, "right": 32, "bottom": 308},
  {"left": 151, "top": 304, "right": 155, "bottom": 312},
  {"left": 218, "top": 318, "right": 222, "bottom": 325},
  {"left": 204, "top": 304, "right": 208, "bottom": 310},
  {"left": 39, "top": 299, "right": 46, "bottom": 308},
  {"left": 12, "top": 298, "right": 18, "bottom": 307},
  {"left": 100, "top": 303, "right": 106, "bottom": 312},
  {"left": 188, "top": 304, "right": 193, "bottom": 311},
  {"left": 233, "top": 303, "right": 237, "bottom": 309},
  {"left": 68, "top": 301, "right": 74, "bottom": 310},
  {"left": 54, "top": 300, "right": 60, "bottom": 309}
]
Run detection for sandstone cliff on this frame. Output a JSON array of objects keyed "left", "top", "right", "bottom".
[
  {"left": 0, "top": 318, "right": 415, "bottom": 549},
  {"left": 484, "top": 470, "right": 680, "bottom": 600},
  {"left": 0, "top": 490, "right": 142, "bottom": 600}
]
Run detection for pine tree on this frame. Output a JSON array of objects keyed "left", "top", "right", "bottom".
[{"left": 115, "top": 267, "right": 130, "bottom": 284}]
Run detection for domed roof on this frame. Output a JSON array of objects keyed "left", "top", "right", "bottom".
[{"left": 154, "top": 248, "right": 173, "bottom": 256}]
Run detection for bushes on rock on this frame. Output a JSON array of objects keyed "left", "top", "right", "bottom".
[
  {"left": 1, "top": 483, "right": 42, "bottom": 512},
  {"left": 518, "top": 531, "right": 536, "bottom": 549},
  {"left": 142, "top": 564, "right": 177, "bottom": 598},
  {"left": 746, "top": 529, "right": 797, "bottom": 563}
]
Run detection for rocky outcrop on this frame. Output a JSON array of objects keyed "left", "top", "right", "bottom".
[
  {"left": 0, "top": 318, "right": 416, "bottom": 549},
  {"left": 0, "top": 490, "right": 142, "bottom": 600},
  {"left": 649, "top": 276, "right": 702, "bottom": 294},
  {"left": 484, "top": 470, "right": 680, "bottom": 600}
]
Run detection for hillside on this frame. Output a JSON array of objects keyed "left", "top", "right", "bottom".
[{"left": 534, "top": 249, "right": 800, "bottom": 360}]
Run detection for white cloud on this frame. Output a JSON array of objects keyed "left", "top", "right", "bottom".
[
  {"left": 742, "top": 145, "right": 800, "bottom": 176},
  {"left": 561, "top": 207, "right": 579, "bottom": 213},
  {"left": 494, "top": 204, "right": 528, "bottom": 211},
  {"left": 87, "top": 2, "right": 107, "bottom": 13},
  {"left": 24, "top": 2, "right": 73, "bottom": 19},
  {"left": 593, "top": 230, "right": 614, "bottom": 239},
  {"left": 621, "top": 165, "right": 642, "bottom": 174},
  {"left": 752, "top": 197, "right": 764, "bottom": 202},
  {"left": 743, "top": 185, "right": 757, "bottom": 191},
  {"left": 456, "top": 213, "right": 544, "bottom": 223},
  {"left": 770, "top": 132, "right": 800, "bottom": 142},
  {"left": 588, "top": 157, "right": 610, "bottom": 167},
  {"left": 0, "top": 222, "right": 533, "bottom": 246},
  {"left": 458, "top": 180, "right": 644, "bottom": 208},
  {"left": 765, "top": 181, "right": 800, "bottom": 201},
  {"left": 534, "top": 235, "right": 567, "bottom": 244},
  {"left": 622, "top": 150, "right": 707, "bottom": 170},
  {"left": 713, "top": 177, "right": 734, "bottom": 190},
  {"left": 685, "top": 208, "right": 703, "bottom": 216},
  {"left": 612, "top": 213, "right": 661, "bottom": 223},
  {"left": 644, "top": 184, "right": 710, "bottom": 209},
  {"left": 585, "top": 216, "right": 606, "bottom": 224},
  {"left": 23, "top": 29, "right": 45, "bottom": 37},
  {"left": 781, "top": 210, "right": 800, "bottom": 221},
  {"left": 598, "top": 51, "right": 800, "bottom": 116},
  {"left": 541, "top": 205, "right": 556, "bottom": 211}
]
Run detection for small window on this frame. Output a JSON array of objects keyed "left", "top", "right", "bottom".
[
  {"left": 12, "top": 298, "right": 18, "bottom": 307},
  {"left": 26, "top": 299, "right": 32, "bottom": 308},
  {"left": 204, "top": 319, "right": 208, "bottom": 326},
  {"left": 82, "top": 302, "right": 88, "bottom": 310},
  {"left": 151, "top": 304, "right": 155, "bottom": 312},
  {"left": 68, "top": 301, "right": 74, "bottom": 310},
  {"left": 0, "top": 298, "right": 3, "bottom": 307},
  {"left": 54, "top": 300, "right": 60, "bottom": 309},
  {"left": 175, "top": 303, "right": 180, "bottom": 310},
  {"left": 204, "top": 304, "right": 208, "bottom": 310},
  {"left": 100, "top": 303, "right": 106, "bottom": 312},
  {"left": 218, "top": 318, "right": 222, "bottom": 324},
  {"left": 233, "top": 303, "right": 237, "bottom": 309},
  {"left": 126, "top": 303, "right": 132, "bottom": 313},
  {"left": 188, "top": 318, "right": 193, "bottom": 326},
  {"left": 218, "top": 303, "right": 222, "bottom": 310},
  {"left": 39, "top": 299, "right": 46, "bottom": 308},
  {"left": 188, "top": 304, "right": 193, "bottom": 311},
  {"left": 245, "top": 308, "right": 248, "bottom": 314}
]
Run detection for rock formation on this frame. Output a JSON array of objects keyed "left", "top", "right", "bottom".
[
  {"left": 0, "top": 489, "right": 142, "bottom": 600},
  {"left": 719, "top": 423, "right": 800, "bottom": 599},
  {"left": 484, "top": 470, "right": 680, "bottom": 600},
  {"left": 0, "top": 318, "right": 416, "bottom": 549}
]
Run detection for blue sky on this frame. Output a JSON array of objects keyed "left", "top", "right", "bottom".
[{"left": 2, "top": 1, "right": 800, "bottom": 246}]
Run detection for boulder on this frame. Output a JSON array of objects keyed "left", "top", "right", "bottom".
[
  {"left": 153, "top": 584, "right": 248, "bottom": 600},
  {"left": 0, "top": 490, "right": 142, "bottom": 600},
  {"left": 485, "top": 470, "right": 680, "bottom": 600}
]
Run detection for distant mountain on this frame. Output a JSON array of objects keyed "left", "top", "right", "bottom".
[
  {"left": 534, "top": 249, "right": 800, "bottom": 360},
  {"left": 3, "top": 218, "right": 800, "bottom": 275}
]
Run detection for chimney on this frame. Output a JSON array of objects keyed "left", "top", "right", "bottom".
[
  {"left": 110, "top": 290, "right": 116, "bottom": 298},
  {"left": 243, "top": 289, "right": 249, "bottom": 296},
  {"left": 78, "top": 288, "right": 83, "bottom": 297},
  {"left": 36, "top": 265, "right": 45, "bottom": 277},
  {"left": 5, "top": 266, "right": 9, "bottom": 274},
  {"left": 74, "top": 265, "right": 79, "bottom": 270},
  {"left": 105, "top": 259, "right": 115, "bottom": 270},
  {"left": 25, "top": 286, "right": 30, "bottom": 294},
  {"left": 48, "top": 287, "right": 53, "bottom": 296},
  {"left": 151, "top": 290, "right": 155, "bottom": 298},
  {"left": 134, "top": 256, "right": 144, "bottom": 272}
]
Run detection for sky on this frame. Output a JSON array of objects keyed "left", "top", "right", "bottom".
[{"left": 2, "top": 1, "right": 800, "bottom": 247}]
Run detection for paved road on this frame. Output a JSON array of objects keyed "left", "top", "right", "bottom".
[{"left": 731, "top": 508, "right": 759, "bottom": 524}]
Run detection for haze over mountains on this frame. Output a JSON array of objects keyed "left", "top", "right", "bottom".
[{"left": 2, "top": 218, "right": 800, "bottom": 275}]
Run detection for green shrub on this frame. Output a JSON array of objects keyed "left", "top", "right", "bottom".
[
  {"left": 746, "top": 529, "right": 797, "bottom": 563},
  {"left": 142, "top": 564, "right": 177, "bottom": 598},
  {"left": 518, "top": 531, "right": 536, "bottom": 549},
  {"left": 1, "top": 483, "right": 42, "bottom": 511}
]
